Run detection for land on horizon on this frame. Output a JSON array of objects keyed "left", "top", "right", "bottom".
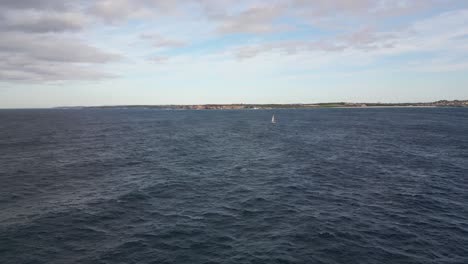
[{"left": 55, "top": 100, "right": 468, "bottom": 110}]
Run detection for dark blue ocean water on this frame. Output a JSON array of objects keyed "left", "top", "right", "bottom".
[{"left": 0, "top": 108, "right": 467, "bottom": 264}]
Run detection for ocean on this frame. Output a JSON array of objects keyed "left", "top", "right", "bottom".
[{"left": 0, "top": 108, "right": 467, "bottom": 264}]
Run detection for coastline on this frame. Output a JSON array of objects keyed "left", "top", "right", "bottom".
[{"left": 332, "top": 105, "right": 439, "bottom": 109}]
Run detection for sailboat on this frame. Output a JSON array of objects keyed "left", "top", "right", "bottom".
[{"left": 271, "top": 114, "right": 276, "bottom": 124}]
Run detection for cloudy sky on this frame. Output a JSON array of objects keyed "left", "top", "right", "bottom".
[{"left": 1, "top": 0, "right": 468, "bottom": 108}]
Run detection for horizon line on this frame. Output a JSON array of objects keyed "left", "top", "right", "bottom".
[{"left": 1, "top": 99, "right": 467, "bottom": 110}]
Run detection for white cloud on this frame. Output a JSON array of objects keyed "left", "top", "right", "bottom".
[{"left": 0, "top": 0, "right": 467, "bottom": 83}]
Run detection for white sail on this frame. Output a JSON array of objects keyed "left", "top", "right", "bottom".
[{"left": 271, "top": 114, "right": 276, "bottom": 123}]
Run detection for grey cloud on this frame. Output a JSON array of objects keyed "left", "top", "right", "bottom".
[
  {"left": 140, "top": 33, "right": 187, "bottom": 48},
  {"left": 0, "top": 32, "right": 120, "bottom": 82},
  {"left": 235, "top": 45, "right": 275, "bottom": 59},
  {"left": 214, "top": 5, "right": 287, "bottom": 34},
  {"left": 89, "top": 0, "right": 251, "bottom": 23},
  {"left": 234, "top": 42, "right": 308, "bottom": 59},
  {"left": 290, "top": 0, "right": 447, "bottom": 27},
  {"left": 149, "top": 55, "right": 170, "bottom": 63},
  {"left": 338, "top": 27, "right": 395, "bottom": 51},
  {"left": 292, "top": 0, "right": 374, "bottom": 15},
  {"left": 205, "top": 0, "right": 444, "bottom": 36},
  {"left": 90, "top": 0, "right": 143, "bottom": 22},
  {"left": 0, "top": 0, "right": 122, "bottom": 81},
  {"left": 234, "top": 27, "right": 394, "bottom": 59},
  {"left": 0, "top": 11, "right": 86, "bottom": 33},
  {"left": 0, "top": 53, "right": 117, "bottom": 82},
  {"left": 0, "top": 0, "right": 69, "bottom": 10},
  {"left": 89, "top": 0, "right": 180, "bottom": 22},
  {"left": 0, "top": 64, "right": 117, "bottom": 82},
  {"left": 199, "top": 0, "right": 442, "bottom": 36},
  {"left": 0, "top": 0, "right": 86, "bottom": 33},
  {"left": 0, "top": 32, "right": 120, "bottom": 63},
  {"left": 88, "top": 0, "right": 284, "bottom": 33}
]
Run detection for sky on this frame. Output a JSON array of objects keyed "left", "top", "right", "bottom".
[{"left": 1, "top": 0, "right": 468, "bottom": 108}]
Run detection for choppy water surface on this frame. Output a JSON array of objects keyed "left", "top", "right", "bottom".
[{"left": 0, "top": 108, "right": 467, "bottom": 264}]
